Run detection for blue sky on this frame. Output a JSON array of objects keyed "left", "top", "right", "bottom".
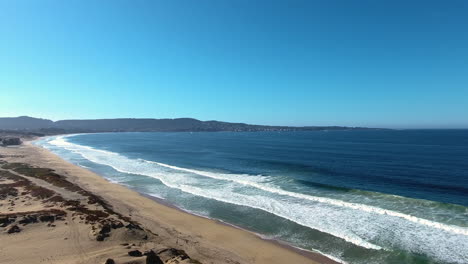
[{"left": 0, "top": 0, "right": 467, "bottom": 128}]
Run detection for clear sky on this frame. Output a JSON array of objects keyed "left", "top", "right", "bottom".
[{"left": 0, "top": 0, "right": 467, "bottom": 128}]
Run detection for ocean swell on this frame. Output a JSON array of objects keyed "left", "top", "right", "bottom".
[{"left": 42, "top": 135, "right": 468, "bottom": 264}]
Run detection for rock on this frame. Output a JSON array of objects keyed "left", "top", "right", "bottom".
[
  {"left": 111, "top": 221, "right": 124, "bottom": 229},
  {"left": 157, "top": 248, "right": 190, "bottom": 262},
  {"left": 104, "top": 259, "right": 115, "bottom": 264},
  {"left": 128, "top": 250, "right": 143, "bottom": 257},
  {"left": 96, "top": 233, "right": 108, "bottom": 241},
  {"left": 125, "top": 223, "right": 142, "bottom": 230},
  {"left": 19, "top": 215, "right": 38, "bottom": 225},
  {"left": 7, "top": 225, "right": 21, "bottom": 234},
  {"left": 96, "top": 223, "right": 111, "bottom": 241},
  {"left": 99, "top": 224, "right": 111, "bottom": 234},
  {"left": 146, "top": 250, "right": 163, "bottom": 264},
  {"left": 39, "top": 214, "right": 55, "bottom": 222},
  {"left": 0, "top": 217, "right": 13, "bottom": 227}
]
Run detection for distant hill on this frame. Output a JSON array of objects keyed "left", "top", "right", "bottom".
[
  {"left": 0, "top": 116, "right": 54, "bottom": 130},
  {"left": 0, "top": 116, "right": 375, "bottom": 134}
]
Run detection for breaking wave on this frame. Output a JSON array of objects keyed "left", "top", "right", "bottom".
[{"left": 43, "top": 135, "right": 468, "bottom": 264}]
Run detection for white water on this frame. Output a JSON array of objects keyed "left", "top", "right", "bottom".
[{"left": 42, "top": 135, "right": 468, "bottom": 264}]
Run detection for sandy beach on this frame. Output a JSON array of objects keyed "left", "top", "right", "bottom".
[{"left": 0, "top": 140, "right": 336, "bottom": 264}]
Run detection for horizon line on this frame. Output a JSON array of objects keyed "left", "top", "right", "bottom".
[{"left": 2, "top": 115, "right": 468, "bottom": 130}]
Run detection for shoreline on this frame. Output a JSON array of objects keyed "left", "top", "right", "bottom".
[
  {"left": 2, "top": 139, "right": 339, "bottom": 264},
  {"left": 139, "top": 192, "right": 343, "bottom": 264},
  {"left": 37, "top": 134, "right": 341, "bottom": 262}
]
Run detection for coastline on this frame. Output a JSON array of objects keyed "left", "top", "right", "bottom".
[
  {"left": 140, "top": 192, "right": 343, "bottom": 264},
  {"left": 1, "top": 139, "right": 339, "bottom": 264}
]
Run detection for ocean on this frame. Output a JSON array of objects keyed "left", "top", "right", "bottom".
[{"left": 35, "top": 130, "right": 468, "bottom": 264}]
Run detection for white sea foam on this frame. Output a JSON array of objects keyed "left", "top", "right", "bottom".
[
  {"left": 47, "top": 136, "right": 381, "bottom": 249},
  {"left": 49, "top": 136, "right": 117, "bottom": 156},
  {"left": 311, "top": 249, "right": 349, "bottom": 264},
  {"left": 143, "top": 160, "right": 468, "bottom": 237},
  {"left": 43, "top": 135, "right": 468, "bottom": 264},
  {"left": 78, "top": 163, "right": 91, "bottom": 169}
]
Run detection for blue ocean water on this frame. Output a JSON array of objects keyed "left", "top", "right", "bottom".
[{"left": 35, "top": 130, "right": 468, "bottom": 264}]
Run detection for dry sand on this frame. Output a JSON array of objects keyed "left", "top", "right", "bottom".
[{"left": 0, "top": 141, "right": 337, "bottom": 264}]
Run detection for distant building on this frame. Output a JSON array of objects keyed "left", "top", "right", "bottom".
[{"left": 1, "top": 137, "right": 22, "bottom": 146}]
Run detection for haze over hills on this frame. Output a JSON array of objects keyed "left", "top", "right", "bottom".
[{"left": 0, "top": 116, "right": 375, "bottom": 134}]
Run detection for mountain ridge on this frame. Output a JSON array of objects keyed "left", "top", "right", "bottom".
[{"left": 0, "top": 116, "right": 379, "bottom": 134}]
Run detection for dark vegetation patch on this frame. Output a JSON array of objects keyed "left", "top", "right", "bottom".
[
  {"left": 158, "top": 248, "right": 190, "bottom": 261},
  {"left": 0, "top": 170, "right": 31, "bottom": 199},
  {"left": 18, "top": 214, "right": 38, "bottom": 225},
  {"left": 0, "top": 209, "right": 67, "bottom": 218},
  {"left": 1, "top": 162, "right": 142, "bottom": 229},
  {"left": 0, "top": 170, "right": 29, "bottom": 185},
  {"left": 0, "top": 169, "right": 56, "bottom": 200},
  {"left": 7, "top": 224, "right": 21, "bottom": 234},
  {"left": 144, "top": 250, "right": 164, "bottom": 264},
  {"left": 46, "top": 195, "right": 66, "bottom": 203},
  {"left": 0, "top": 216, "right": 15, "bottom": 227},
  {"left": 105, "top": 259, "right": 115, "bottom": 264},
  {"left": 0, "top": 160, "right": 200, "bottom": 263},
  {"left": 0, "top": 209, "right": 67, "bottom": 228},
  {"left": 0, "top": 154, "right": 25, "bottom": 159},
  {"left": 2, "top": 163, "right": 83, "bottom": 193},
  {"left": 26, "top": 185, "right": 55, "bottom": 199},
  {"left": 0, "top": 185, "right": 19, "bottom": 199},
  {"left": 128, "top": 250, "right": 143, "bottom": 257},
  {"left": 155, "top": 248, "right": 202, "bottom": 264},
  {"left": 68, "top": 205, "right": 109, "bottom": 222},
  {"left": 1, "top": 161, "right": 146, "bottom": 242}
]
